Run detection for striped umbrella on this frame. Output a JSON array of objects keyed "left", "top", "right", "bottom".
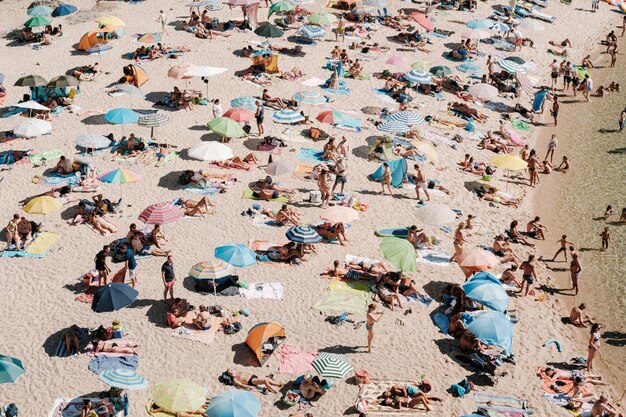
[
  {"left": 75, "top": 133, "right": 111, "bottom": 149},
  {"left": 214, "top": 244, "right": 257, "bottom": 268},
  {"left": 515, "top": 71, "right": 534, "bottom": 97},
  {"left": 497, "top": 60, "right": 524, "bottom": 74},
  {"left": 293, "top": 90, "right": 326, "bottom": 106},
  {"left": 286, "top": 226, "right": 322, "bottom": 243},
  {"left": 230, "top": 96, "right": 257, "bottom": 111},
  {"left": 377, "top": 120, "right": 410, "bottom": 133},
  {"left": 272, "top": 109, "right": 305, "bottom": 124},
  {"left": 139, "top": 202, "right": 183, "bottom": 225},
  {"left": 466, "top": 19, "right": 492, "bottom": 29},
  {"left": 297, "top": 25, "right": 326, "bottom": 39},
  {"left": 205, "top": 0, "right": 224, "bottom": 11},
  {"left": 269, "top": 1, "right": 294, "bottom": 16},
  {"left": 457, "top": 62, "right": 483, "bottom": 74},
  {"left": 362, "top": 0, "right": 387, "bottom": 5},
  {"left": 0, "top": 355, "right": 25, "bottom": 384},
  {"left": 111, "top": 83, "right": 145, "bottom": 98},
  {"left": 189, "top": 259, "right": 234, "bottom": 279},
  {"left": 138, "top": 113, "right": 171, "bottom": 138},
  {"left": 403, "top": 69, "right": 432, "bottom": 84},
  {"left": 490, "top": 21, "right": 510, "bottom": 32},
  {"left": 99, "top": 369, "right": 148, "bottom": 390},
  {"left": 138, "top": 33, "right": 162, "bottom": 44},
  {"left": 224, "top": 107, "right": 255, "bottom": 122},
  {"left": 312, "top": 352, "right": 353, "bottom": 379},
  {"left": 387, "top": 111, "right": 424, "bottom": 126}
]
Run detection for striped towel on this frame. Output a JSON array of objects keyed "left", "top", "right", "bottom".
[{"left": 55, "top": 327, "right": 89, "bottom": 357}]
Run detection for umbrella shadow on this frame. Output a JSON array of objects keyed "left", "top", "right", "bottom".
[
  {"left": 464, "top": 180, "right": 484, "bottom": 193},
  {"left": 422, "top": 280, "right": 449, "bottom": 300},
  {"left": 607, "top": 147, "right": 626, "bottom": 154},
  {"left": 42, "top": 325, "right": 91, "bottom": 357},
  {"left": 243, "top": 137, "right": 264, "bottom": 151},
  {"left": 81, "top": 114, "right": 108, "bottom": 126},
  {"left": 188, "top": 124, "right": 208, "bottom": 131},
  {"left": 182, "top": 275, "right": 197, "bottom": 292},
  {"left": 60, "top": 206, "right": 78, "bottom": 221},
  {"left": 231, "top": 342, "right": 259, "bottom": 366},
  {"left": 200, "top": 132, "right": 225, "bottom": 142},
  {"left": 145, "top": 91, "right": 169, "bottom": 104},
  {"left": 63, "top": 281, "right": 85, "bottom": 294},
  {"left": 157, "top": 171, "right": 185, "bottom": 190},
  {"left": 145, "top": 300, "right": 171, "bottom": 329}
]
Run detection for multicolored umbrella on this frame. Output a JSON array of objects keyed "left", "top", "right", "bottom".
[
  {"left": 206, "top": 390, "right": 260, "bottom": 417},
  {"left": 25, "top": 16, "right": 52, "bottom": 28},
  {"left": 75, "top": 134, "right": 111, "bottom": 149},
  {"left": 286, "top": 226, "right": 322, "bottom": 244},
  {"left": 308, "top": 12, "right": 337, "bottom": 25},
  {"left": 293, "top": 90, "right": 325, "bottom": 106},
  {"left": 52, "top": 4, "right": 78, "bottom": 17},
  {"left": 27, "top": 5, "right": 53, "bottom": 16},
  {"left": 214, "top": 244, "right": 257, "bottom": 268},
  {"left": 377, "top": 120, "right": 410, "bottom": 133},
  {"left": 230, "top": 96, "right": 258, "bottom": 111},
  {"left": 95, "top": 15, "right": 125, "bottom": 27},
  {"left": 0, "top": 355, "right": 25, "bottom": 384},
  {"left": 404, "top": 69, "right": 432, "bottom": 84},
  {"left": 414, "top": 203, "right": 456, "bottom": 226},
  {"left": 316, "top": 109, "right": 352, "bottom": 125},
  {"left": 99, "top": 369, "right": 148, "bottom": 390},
  {"left": 151, "top": 379, "right": 206, "bottom": 413},
  {"left": 312, "top": 352, "right": 353, "bottom": 379},
  {"left": 138, "top": 202, "right": 183, "bottom": 225},
  {"left": 272, "top": 109, "right": 305, "bottom": 124},
  {"left": 189, "top": 259, "right": 234, "bottom": 279},
  {"left": 137, "top": 33, "right": 162, "bottom": 44},
  {"left": 387, "top": 111, "right": 424, "bottom": 126},
  {"left": 379, "top": 237, "right": 416, "bottom": 272},
  {"left": 188, "top": 142, "right": 233, "bottom": 161},
  {"left": 320, "top": 206, "right": 359, "bottom": 223},
  {"left": 207, "top": 117, "right": 245, "bottom": 138},
  {"left": 91, "top": 283, "right": 139, "bottom": 313},
  {"left": 99, "top": 168, "right": 141, "bottom": 184},
  {"left": 224, "top": 107, "right": 255, "bottom": 122},
  {"left": 297, "top": 24, "right": 326, "bottom": 39}
]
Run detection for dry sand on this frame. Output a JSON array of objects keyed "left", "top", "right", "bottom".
[{"left": 0, "top": 0, "right": 623, "bottom": 416}]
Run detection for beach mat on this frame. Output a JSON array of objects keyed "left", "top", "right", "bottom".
[
  {"left": 359, "top": 379, "right": 427, "bottom": 415},
  {"left": 28, "top": 149, "right": 64, "bottom": 166},
  {"left": 313, "top": 291, "right": 370, "bottom": 314},
  {"left": 474, "top": 392, "right": 531, "bottom": 416},
  {"left": 329, "top": 280, "right": 372, "bottom": 293},
  {"left": 48, "top": 397, "right": 124, "bottom": 417},
  {"left": 88, "top": 354, "right": 139, "bottom": 374},
  {"left": 242, "top": 188, "right": 289, "bottom": 203},
  {"left": 184, "top": 187, "right": 220, "bottom": 196},
  {"left": 375, "top": 227, "right": 409, "bottom": 238},
  {"left": 298, "top": 148, "right": 326, "bottom": 162},
  {"left": 239, "top": 282, "right": 283, "bottom": 299},
  {"left": 276, "top": 343, "right": 318, "bottom": 375},
  {"left": 2, "top": 232, "right": 60, "bottom": 258},
  {"left": 170, "top": 315, "right": 222, "bottom": 345}
]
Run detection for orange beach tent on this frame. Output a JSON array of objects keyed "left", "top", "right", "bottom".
[
  {"left": 78, "top": 31, "right": 101, "bottom": 51},
  {"left": 121, "top": 64, "right": 149, "bottom": 87},
  {"left": 245, "top": 320, "right": 286, "bottom": 365}
]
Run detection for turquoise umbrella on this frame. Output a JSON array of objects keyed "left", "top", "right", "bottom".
[
  {"left": 27, "top": 5, "right": 53, "bottom": 16},
  {"left": 99, "top": 369, "right": 148, "bottom": 390},
  {"left": 206, "top": 390, "right": 260, "bottom": 417},
  {"left": 214, "top": 244, "right": 256, "bottom": 268},
  {"left": 25, "top": 15, "right": 52, "bottom": 28},
  {"left": 230, "top": 96, "right": 257, "bottom": 111},
  {"left": 463, "top": 310, "right": 514, "bottom": 355},
  {"left": 462, "top": 279, "right": 509, "bottom": 313},
  {"left": 0, "top": 355, "right": 25, "bottom": 384},
  {"left": 104, "top": 108, "right": 140, "bottom": 136},
  {"left": 268, "top": 1, "right": 293, "bottom": 17}
]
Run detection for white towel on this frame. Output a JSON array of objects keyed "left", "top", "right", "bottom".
[{"left": 240, "top": 283, "right": 284, "bottom": 299}]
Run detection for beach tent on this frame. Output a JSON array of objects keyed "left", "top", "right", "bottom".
[
  {"left": 78, "top": 31, "right": 102, "bottom": 51},
  {"left": 370, "top": 158, "right": 407, "bottom": 188},
  {"left": 122, "top": 65, "right": 149, "bottom": 87},
  {"left": 251, "top": 53, "right": 280, "bottom": 74},
  {"left": 245, "top": 320, "right": 286, "bottom": 365}
]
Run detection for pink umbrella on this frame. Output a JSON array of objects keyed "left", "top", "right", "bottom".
[
  {"left": 138, "top": 202, "right": 183, "bottom": 225},
  {"left": 167, "top": 64, "right": 197, "bottom": 80},
  {"left": 411, "top": 12, "right": 435, "bottom": 32},
  {"left": 385, "top": 55, "right": 407, "bottom": 66},
  {"left": 224, "top": 107, "right": 255, "bottom": 122}
]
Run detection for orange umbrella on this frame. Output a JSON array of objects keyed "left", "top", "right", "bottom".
[
  {"left": 320, "top": 206, "right": 359, "bottom": 223},
  {"left": 245, "top": 321, "right": 286, "bottom": 365},
  {"left": 457, "top": 248, "right": 499, "bottom": 271}
]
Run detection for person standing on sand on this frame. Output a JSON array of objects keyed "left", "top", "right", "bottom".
[
  {"left": 551, "top": 95, "right": 559, "bottom": 126},
  {"left": 609, "top": 48, "right": 617, "bottom": 68},
  {"left": 587, "top": 323, "right": 602, "bottom": 372},
  {"left": 336, "top": 15, "right": 345, "bottom": 42},
  {"left": 161, "top": 255, "right": 176, "bottom": 300},
  {"left": 520, "top": 255, "right": 537, "bottom": 296},
  {"left": 583, "top": 74, "right": 593, "bottom": 102},
  {"left": 95, "top": 245, "right": 111, "bottom": 286},
  {"left": 599, "top": 227, "right": 611, "bottom": 251},
  {"left": 451, "top": 222, "right": 469, "bottom": 262},
  {"left": 380, "top": 162, "right": 393, "bottom": 196},
  {"left": 413, "top": 164, "right": 430, "bottom": 202},
  {"left": 255, "top": 101, "right": 265, "bottom": 136},
  {"left": 591, "top": 0, "right": 599, "bottom": 12},
  {"left": 619, "top": 107, "right": 626, "bottom": 132},
  {"left": 545, "top": 134, "right": 557, "bottom": 163},
  {"left": 122, "top": 243, "right": 138, "bottom": 288},
  {"left": 549, "top": 59, "right": 559, "bottom": 90},
  {"left": 570, "top": 249, "right": 582, "bottom": 295},
  {"left": 550, "top": 235, "right": 575, "bottom": 262},
  {"left": 156, "top": 10, "right": 168, "bottom": 34},
  {"left": 366, "top": 303, "right": 384, "bottom": 353}
]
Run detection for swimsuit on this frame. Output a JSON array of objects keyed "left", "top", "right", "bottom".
[
  {"left": 366, "top": 323, "right": 373, "bottom": 331},
  {"left": 523, "top": 274, "right": 533, "bottom": 284},
  {"left": 248, "top": 375, "right": 258, "bottom": 386}
]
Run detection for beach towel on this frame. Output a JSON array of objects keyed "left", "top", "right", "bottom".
[
  {"left": 511, "top": 119, "right": 530, "bottom": 132},
  {"left": 55, "top": 328, "right": 89, "bottom": 357},
  {"left": 474, "top": 393, "right": 531, "bottom": 416},
  {"left": 276, "top": 343, "right": 318, "bottom": 374},
  {"left": 171, "top": 316, "right": 222, "bottom": 345},
  {"left": 298, "top": 148, "right": 326, "bottom": 162},
  {"left": 88, "top": 355, "right": 139, "bottom": 374},
  {"left": 313, "top": 291, "right": 370, "bottom": 314},
  {"left": 301, "top": 77, "right": 325, "bottom": 87},
  {"left": 359, "top": 379, "right": 428, "bottom": 415},
  {"left": 251, "top": 214, "right": 280, "bottom": 228},
  {"left": 329, "top": 280, "right": 372, "bottom": 293},
  {"left": 48, "top": 397, "right": 125, "bottom": 417},
  {"left": 294, "top": 164, "right": 314, "bottom": 176},
  {"left": 239, "top": 282, "right": 283, "bottom": 299},
  {"left": 28, "top": 149, "right": 64, "bottom": 166},
  {"left": 416, "top": 248, "right": 451, "bottom": 267},
  {"left": 242, "top": 188, "right": 290, "bottom": 203},
  {"left": 321, "top": 85, "right": 350, "bottom": 95},
  {"left": 2, "top": 232, "right": 61, "bottom": 258},
  {"left": 532, "top": 90, "right": 548, "bottom": 113},
  {"left": 146, "top": 402, "right": 176, "bottom": 417},
  {"left": 44, "top": 172, "right": 81, "bottom": 186},
  {"left": 432, "top": 312, "right": 451, "bottom": 334},
  {"left": 184, "top": 187, "right": 220, "bottom": 196}
]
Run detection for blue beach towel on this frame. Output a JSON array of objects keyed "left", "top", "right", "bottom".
[
  {"left": 55, "top": 328, "right": 89, "bottom": 357},
  {"left": 184, "top": 187, "right": 220, "bottom": 196},
  {"left": 433, "top": 313, "right": 450, "bottom": 334},
  {"left": 88, "top": 355, "right": 139, "bottom": 374},
  {"left": 298, "top": 148, "right": 326, "bottom": 162}
]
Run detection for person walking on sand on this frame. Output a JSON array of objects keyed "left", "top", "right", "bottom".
[
  {"left": 161, "top": 255, "right": 176, "bottom": 300},
  {"left": 451, "top": 222, "right": 469, "bottom": 262},
  {"left": 520, "top": 255, "right": 537, "bottom": 296},
  {"left": 599, "top": 227, "right": 611, "bottom": 251},
  {"left": 122, "top": 243, "right": 138, "bottom": 288},
  {"left": 380, "top": 162, "right": 393, "bottom": 196},
  {"left": 95, "top": 245, "right": 111, "bottom": 286},
  {"left": 413, "top": 164, "right": 430, "bottom": 202},
  {"left": 551, "top": 95, "right": 559, "bottom": 126},
  {"left": 619, "top": 107, "right": 626, "bottom": 132},
  {"left": 550, "top": 235, "right": 575, "bottom": 262},
  {"left": 255, "top": 101, "right": 265, "bottom": 136},
  {"left": 336, "top": 15, "right": 345, "bottom": 42},
  {"left": 570, "top": 249, "right": 582, "bottom": 295},
  {"left": 366, "top": 303, "right": 384, "bottom": 353},
  {"left": 583, "top": 74, "right": 592, "bottom": 102},
  {"left": 156, "top": 10, "right": 168, "bottom": 34},
  {"left": 545, "top": 134, "right": 557, "bottom": 163}
]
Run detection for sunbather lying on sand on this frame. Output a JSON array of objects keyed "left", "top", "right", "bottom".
[
  {"left": 95, "top": 340, "right": 141, "bottom": 354},
  {"left": 88, "top": 212, "right": 119, "bottom": 236},
  {"left": 225, "top": 369, "right": 284, "bottom": 393},
  {"left": 179, "top": 197, "right": 214, "bottom": 218},
  {"left": 314, "top": 222, "right": 348, "bottom": 246},
  {"left": 543, "top": 367, "right": 606, "bottom": 385},
  {"left": 278, "top": 67, "right": 304, "bottom": 80},
  {"left": 299, "top": 376, "right": 327, "bottom": 400},
  {"left": 264, "top": 242, "right": 302, "bottom": 262},
  {"left": 377, "top": 385, "right": 442, "bottom": 411},
  {"left": 479, "top": 188, "right": 520, "bottom": 207},
  {"left": 381, "top": 272, "right": 422, "bottom": 298},
  {"left": 214, "top": 154, "right": 258, "bottom": 170},
  {"left": 450, "top": 102, "right": 488, "bottom": 122},
  {"left": 374, "top": 283, "right": 403, "bottom": 310}
]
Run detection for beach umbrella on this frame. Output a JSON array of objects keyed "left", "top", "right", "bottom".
[
  {"left": 462, "top": 28, "right": 490, "bottom": 40},
  {"left": 188, "top": 142, "right": 233, "bottom": 161},
  {"left": 105, "top": 108, "right": 139, "bottom": 135},
  {"left": 293, "top": 90, "right": 326, "bottom": 106},
  {"left": 47, "top": 75, "right": 79, "bottom": 88},
  {"left": 312, "top": 352, "right": 353, "bottom": 379},
  {"left": 415, "top": 203, "right": 456, "bottom": 226},
  {"left": 227, "top": 0, "right": 259, "bottom": 5},
  {"left": 519, "top": 19, "right": 544, "bottom": 32},
  {"left": 320, "top": 206, "right": 359, "bottom": 223},
  {"left": 411, "top": 12, "right": 434, "bottom": 32},
  {"left": 206, "top": 390, "right": 260, "bottom": 417},
  {"left": 168, "top": 64, "right": 197, "bottom": 80},
  {"left": 185, "top": 66, "right": 228, "bottom": 77},
  {"left": 297, "top": 24, "right": 326, "bottom": 39},
  {"left": 189, "top": 259, "right": 234, "bottom": 279},
  {"left": 137, "top": 33, "right": 161, "bottom": 44},
  {"left": 462, "top": 279, "right": 509, "bottom": 313},
  {"left": 619, "top": 2, "right": 626, "bottom": 13},
  {"left": 15, "top": 100, "right": 50, "bottom": 118},
  {"left": 379, "top": 237, "right": 416, "bottom": 272},
  {"left": 410, "top": 60, "right": 430, "bottom": 70},
  {"left": 207, "top": 117, "right": 245, "bottom": 139},
  {"left": 99, "top": 369, "right": 148, "bottom": 390},
  {"left": 430, "top": 65, "right": 453, "bottom": 76},
  {"left": 468, "top": 271, "right": 501, "bottom": 285},
  {"left": 377, "top": 120, "right": 410, "bottom": 134},
  {"left": 13, "top": 119, "right": 52, "bottom": 137},
  {"left": 203, "top": 0, "right": 225, "bottom": 11},
  {"left": 139, "top": 202, "right": 183, "bottom": 225},
  {"left": 491, "top": 154, "right": 527, "bottom": 171},
  {"left": 456, "top": 62, "right": 483, "bottom": 74},
  {"left": 362, "top": 0, "right": 387, "bottom": 5},
  {"left": 138, "top": 113, "right": 170, "bottom": 138},
  {"left": 214, "top": 244, "right": 257, "bottom": 268},
  {"left": 491, "top": 21, "right": 510, "bottom": 33},
  {"left": 286, "top": 226, "right": 322, "bottom": 244},
  {"left": 230, "top": 96, "right": 258, "bottom": 111},
  {"left": 14, "top": 75, "right": 47, "bottom": 87},
  {"left": 497, "top": 60, "right": 525, "bottom": 74},
  {"left": 352, "top": 4, "right": 375, "bottom": 14},
  {"left": 269, "top": 1, "right": 294, "bottom": 17},
  {"left": 466, "top": 19, "right": 492, "bottom": 29},
  {"left": 316, "top": 109, "right": 352, "bottom": 125},
  {"left": 468, "top": 83, "right": 498, "bottom": 100},
  {"left": 91, "top": 283, "right": 139, "bottom": 313},
  {"left": 458, "top": 247, "right": 499, "bottom": 270},
  {"left": 0, "top": 355, "right": 25, "bottom": 384},
  {"left": 266, "top": 159, "right": 294, "bottom": 176},
  {"left": 272, "top": 109, "right": 305, "bottom": 124},
  {"left": 404, "top": 69, "right": 432, "bottom": 84},
  {"left": 308, "top": 12, "right": 337, "bottom": 25},
  {"left": 99, "top": 168, "right": 141, "bottom": 188},
  {"left": 413, "top": 141, "right": 438, "bottom": 163},
  {"left": 386, "top": 55, "right": 408, "bottom": 66},
  {"left": 151, "top": 379, "right": 206, "bottom": 413},
  {"left": 27, "top": 5, "right": 53, "bottom": 16},
  {"left": 387, "top": 111, "right": 424, "bottom": 126},
  {"left": 23, "top": 196, "right": 62, "bottom": 215},
  {"left": 52, "top": 4, "right": 78, "bottom": 17},
  {"left": 95, "top": 15, "right": 125, "bottom": 27},
  {"left": 290, "top": 0, "right": 314, "bottom": 4},
  {"left": 464, "top": 310, "right": 514, "bottom": 354},
  {"left": 505, "top": 56, "right": 526, "bottom": 65},
  {"left": 75, "top": 134, "right": 111, "bottom": 150},
  {"left": 87, "top": 44, "right": 113, "bottom": 55},
  {"left": 224, "top": 107, "right": 255, "bottom": 122},
  {"left": 255, "top": 23, "right": 284, "bottom": 38},
  {"left": 25, "top": 16, "right": 52, "bottom": 28}
]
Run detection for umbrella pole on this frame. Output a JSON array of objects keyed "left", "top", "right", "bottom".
[{"left": 151, "top": 127, "right": 155, "bottom": 139}]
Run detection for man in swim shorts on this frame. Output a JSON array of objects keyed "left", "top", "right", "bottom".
[{"left": 520, "top": 255, "right": 536, "bottom": 296}]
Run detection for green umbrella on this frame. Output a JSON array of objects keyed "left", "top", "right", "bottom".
[
  {"left": 25, "top": 15, "right": 52, "bottom": 28},
  {"left": 254, "top": 23, "right": 284, "bottom": 38},
  {"left": 430, "top": 65, "right": 453, "bottom": 76},
  {"left": 379, "top": 237, "right": 416, "bottom": 272},
  {"left": 269, "top": 1, "right": 293, "bottom": 17},
  {"left": 27, "top": 5, "right": 53, "bottom": 16},
  {"left": 207, "top": 117, "right": 245, "bottom": 138},
  {"left": 308, "top": 12, "right": 337, "bottom": 25},
  {"left": 0, "top": 355, "right": 25, "bottom": 384}
]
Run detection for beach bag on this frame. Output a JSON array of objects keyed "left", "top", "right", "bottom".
[
  {"left": 282, "top": 390, "right": 300, "bottom": 407},
  {"left": 309, "top": 127, "right": 321, "bottom": 140},
  {"left": 4, "top": 404, "right": 18, "bottom": 417},
  {"left": 309, "top": 191, "right": 321, "bottom": 203},
  {"left": 355, "top": 369, "right": 370, "bottom": 385},
  {"left": 179, "top": 170, "right": 194, "bottom": 185}
]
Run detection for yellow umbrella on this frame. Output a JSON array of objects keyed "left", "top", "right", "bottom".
[
  {"left": 23, "top": 196, "right": 62, "bottom": 215},
  {"left": 95, "top": 15, "right": 126, "bottom": 27},
  {"left": 491, "top": 154, "right": 527, "bottom": 171},
  {"left": 411, "top": 60, "right": 431, "bottom": 70},
  {"left": 412, "top": 140, "right": 438, "bottom": 163}
]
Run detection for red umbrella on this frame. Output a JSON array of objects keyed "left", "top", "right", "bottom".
[
  {"left": 138, "top": 202, "right": 183, "bottom": 225},
  {"left": 411, "top": 12, "right": 434, "bottom": 32},
  {"left": 315, "top": 109, "right": 350, "bottom": 125},
  {"left": 224, "top": 107, "right": 255, "bottom": 122}
]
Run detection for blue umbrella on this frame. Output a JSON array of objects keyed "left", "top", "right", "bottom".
[
  {"left": 206, "top": 390, "right": 260, "bottom": 417},
  {"left": 297, "top": 24, "right": 326, "bottom": 39},
  {"left": 456, "top": 62, "right": 483, "bottom": 74},
  {"left": 0, "top": 355, "right": 25, "bottom": 384},
  {"left": 377, "top": 120, "right": 410, "bottom": 134},
  {"left": 403, "top": 69, "right": 432, "bottom": 84},
  {"left": 468, "top": 271, "right": 501, "bottom": 285},
  {"left": 52, "top": 4, "right": 78, "bottom": 17},
  {"left": 214, "top": 244, "right": 256, "bottom": 268},
  {"left": 491, "top": 21, "right": 510, "bottom": 33},
  {"left": 91, "top": 283, "right": 139, "bottom": 313},
  {"left": 464, "top": 310, "right": 514, "bottom": 355},
  {"left": 272, "top": 109, "right": 305, "bottom": 124},
  {"left": 105, "top": 108, "right": 140, "bottom": 125},
  {"left": 230, "top": 96, "right": 257, "bottom": 111},
  {"left": 286, "top": 226, "right": 322, "bottom": 244},
  {"left": 462, "top": 280, "right": 509, "bottom": 313},
  {"left": 466, "top": 19, "right": 492, "bottom": 29},
  {"left": 387, "top": 111, "right": 424, "bottom": 126}
]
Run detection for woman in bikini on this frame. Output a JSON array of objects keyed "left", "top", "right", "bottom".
[
  {"left": 317, "top": 168, "right": 331, "bottom": 208},
  {"left": 150, "top": 224, "right": 167, "bottom": 249},
  {"left": 451, "top": 222, "right": 469, "bottom": 262},
  {"left": 380, "top": 162, "right": 393, "bottom": 195},
  {"left": 180, "top": 197, "right": 213, "bottom": 217},
  {"left": 315, "top": 222, "right": 348, "bottom": 246},
  {"left": 95, "top": 340, "right": 141, "bottom": 354},
  {"left": 366, "top": 303, "right": 384, "bottom": 353}
]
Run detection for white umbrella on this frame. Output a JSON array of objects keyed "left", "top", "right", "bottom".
[
  {"left": 520, "top": 20, "right": 544, "bottom": 32},
  {"left": 415, "top": 203, "right": 457, "bottom": 226},
  {"left": 462, "top": 29, "right": 491, "bottom": 40},
  {"left": 16, "top": 100, "right": 49, "bottom": 111},
  {"left": 468, "top": 83, "right": 499, "bottom": 100},
  {"left": 188, "top": 142, "right": 233, "bottom": 161},
  {"left": 75, "top": 134, "right": 111, "bottom": 149},
  {"left": 184, "top": 66, "right": 229, "bottom": 77},
  {"left": 13, "top": 119, "right": 52, "bottom": 137},
  {"left": 110, "top": 84, "right": 146, "bottom": 99}
]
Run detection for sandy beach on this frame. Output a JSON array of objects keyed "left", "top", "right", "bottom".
[{"left": 0, "top": 0, "right": 624, "bottom": 416}]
